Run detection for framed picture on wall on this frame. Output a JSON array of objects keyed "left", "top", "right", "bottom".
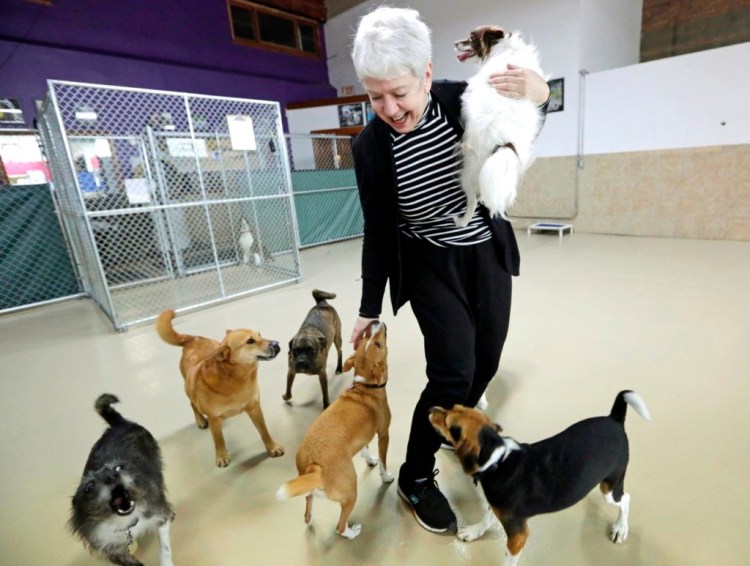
[
  {"left": 0, "top": 97, "right": 24, "bottom": 124},
  {"left": 547, "top": 78, "right": 564, "bottom": 112},
  {"left": 338, "top": 103, "right": 364, "bottom": 127}
]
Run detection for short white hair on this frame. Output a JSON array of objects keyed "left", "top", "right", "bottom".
[{"left": 351, "top": 6, "right": 432, "bottom": 81}]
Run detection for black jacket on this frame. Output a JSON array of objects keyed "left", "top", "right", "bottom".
[{"left": 352, "top": 80, "right": 527, "bottom": 318}]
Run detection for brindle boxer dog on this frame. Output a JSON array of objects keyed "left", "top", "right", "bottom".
[{"left": 284, "top": 289, "right": 343, "bottom": 408}]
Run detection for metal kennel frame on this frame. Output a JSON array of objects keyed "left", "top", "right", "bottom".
[{"left": 39, "top": 80, "right": 301, "bottom": 330}]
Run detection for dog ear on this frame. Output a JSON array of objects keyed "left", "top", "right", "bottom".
[
  {"left": 343, "top": 352, "right": 356, "bottom": 372},
  {"left": 460, "top": 452, "right": 479, "bottom": 475},
  {"left": 215, "top": 345, "right": 231, "bottom": 362},
  {"left": 482, "top": 27, "right": 505, "bottom": 42},
  {"left": 288, "top": 339, "right": 293, "bottom": 351},
  {"left": 449, "top": 425, "right": 462, "bottom": 444},
  {"left": 428, "top": 406, "right": 447, "bottom": 429}
]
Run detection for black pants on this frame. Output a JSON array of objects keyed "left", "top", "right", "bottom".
[{"left": 401, "top": 236, "right": 512, "bottom": 480}]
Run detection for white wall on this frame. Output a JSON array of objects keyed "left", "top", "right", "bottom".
[
  {"left": 580, "top": 0, "right": 642, "bottom": 73},
  {"left": 286, "top": 105, "right": 340, "bottom": 136},
  {"left": 585, "top": 42, "right": 750, "bottom": 154}
]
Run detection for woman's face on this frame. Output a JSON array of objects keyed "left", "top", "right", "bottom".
[{"left": 362, "top": 64, "right": 432, "bottom": 134}]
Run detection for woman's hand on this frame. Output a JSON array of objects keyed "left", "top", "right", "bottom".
[
  {"left": 488, "top": 63, "right": 550, "bottom": 106},
  {"left": 350, "top": 316, "right": 378, "bottom": 349}
]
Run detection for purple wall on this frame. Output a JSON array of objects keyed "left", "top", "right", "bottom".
[{"left": 0, "top": 0, "right": 336, "bottom": 129}]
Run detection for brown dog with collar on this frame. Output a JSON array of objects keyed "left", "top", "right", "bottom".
[
  {"left": 284, "top": 289, "right": 343, "bottom": 408},
  {"left": 156, "top": 310, "right": 284, "bottom": 467},
  {"left": 277, "top": 321, "right": 393, "bottom": 539}
]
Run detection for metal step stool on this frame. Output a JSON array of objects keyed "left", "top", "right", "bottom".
[{"left": 527, "top": 222, "right": 574, "bottom": 239}]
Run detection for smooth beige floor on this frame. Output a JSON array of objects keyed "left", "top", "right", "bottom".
[{"left": 1, "top": 233, "right": 749, "bottom": 565}]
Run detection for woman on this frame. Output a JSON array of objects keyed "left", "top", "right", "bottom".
[{"left": 349, "top": 7, "right": 549, "bottom": 533}]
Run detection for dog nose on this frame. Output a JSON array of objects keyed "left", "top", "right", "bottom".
[
  {"left": 269, "top": 341, "right": 280, "bottom": 356},
  {"left": 103, "top": 470, "right": 119, "bottom": 484}
]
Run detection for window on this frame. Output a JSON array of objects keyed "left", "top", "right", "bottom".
[{"left": 228, "top": 1, "right": 320, "bottom": 58}]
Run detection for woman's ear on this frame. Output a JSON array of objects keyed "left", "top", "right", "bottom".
[{"left": 423, "top": 61, "right": 433, "bottom": 91}]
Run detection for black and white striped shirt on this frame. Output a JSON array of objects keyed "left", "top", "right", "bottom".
[{"left": 391, "top": 94, "right": 491, "bottom": 247}]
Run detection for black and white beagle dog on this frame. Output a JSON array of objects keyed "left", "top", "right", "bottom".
[{"left": 429, "top": 390, "right": 650, "bottom": 565}]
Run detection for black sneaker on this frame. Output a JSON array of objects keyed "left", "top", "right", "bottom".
[{"left": 397, "top": 469, "right": 457, "bottom": 533}]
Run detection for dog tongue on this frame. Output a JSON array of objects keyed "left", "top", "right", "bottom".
[{"left": 112, "top": 492, "right": 134, "bottom": 513}]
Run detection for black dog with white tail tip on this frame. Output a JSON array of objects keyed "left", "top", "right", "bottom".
[
  {"left": 429, "top": 390, "right": 650, "bottom": 566},
  {"left": 69, "top": 394, "right": 175, "bottom": 566}
]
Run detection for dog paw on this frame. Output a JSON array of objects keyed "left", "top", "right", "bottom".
[
  {"left": 381, "top": 470, "right": 394, "bottom": 484},
  {"left": 339, "top": 523, "right": 362, "bottom": 539},
  {"left": 282, "top": 393, "right": 292, "bottom": 402},
  {"left": 364, "top": 456, "right": 379, "bottom": 467},
  {"left": 457, "top": 524, "right": 487, "bottom": 542},
  {"left": 268, "top": 445, "right": 285, "bottom": 457},
  {"left": 216, "top": 453, "right": 231, "bottom": 467},
  {"left": 196, "top": 417, "right": 208, "bottom": 429},
  {"left": 453, "top": 215, "right": 470, "bottom": 228},
  {"left": 610, "top": 522, "right": 628, "bottom": 543}
]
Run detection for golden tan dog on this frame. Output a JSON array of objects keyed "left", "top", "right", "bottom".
[
  {"left": 156, "top": 309, "right": 284, "bottom": 467},
  {"left": 276, "top": 321, "right": 393, "bottom": 539}
]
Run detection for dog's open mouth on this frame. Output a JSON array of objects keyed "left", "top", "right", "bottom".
[
  {"left": 456, "top": 49, "right": 476, "bottom": 62},
  {"left": 110, "top": 485, "right": 135, "bottom": 516}
]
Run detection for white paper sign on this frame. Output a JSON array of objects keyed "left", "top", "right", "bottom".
[
  {"left": 166, "top": 137, "right": 208, "bottom": 158},
  {"left": 94, "top": 138, "right": 112, "bottom": 158},
  {"left": 125, "top": 178, "right": 151, "bottom": 204},
  {"left": 227, "top": 115, "right": 257, "bottom": 151}
]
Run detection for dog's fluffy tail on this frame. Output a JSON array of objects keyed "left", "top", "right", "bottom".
[
  {"left": 155, "top": 309, "right": 193, "bottom": 346},
  {"left": 276, "top": 464, "right": 324, "bottom": 500},
  {"left": 312, "top": 289, "right": 336, "bottom": 306},
  {"left": 610, "top": 390, "right": 651, "bottom": 424},
  {"left": 95, "top": 394, "right": 126, "bottom": 426},
  {"left": 479, "top": 146, "right": 522, "bottom": 220}
]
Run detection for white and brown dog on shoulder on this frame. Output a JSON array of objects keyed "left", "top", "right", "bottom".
[
  {"left": 453, "top": 26, "right": 545, "bottom": 227},
  {"left": 69, "top": 394, "right": 175, "bottom": 566},
  {"left": 277, "top": 321, "right": 393, "bottom": 539},
  {"left": 429, "top": 390, "right": 650, "bottom": 566}
]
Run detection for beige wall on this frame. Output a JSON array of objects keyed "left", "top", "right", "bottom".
[{"left": 510, "top": 144, "right": 750, "bottom": 241}]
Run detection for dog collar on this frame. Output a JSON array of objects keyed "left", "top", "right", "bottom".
[
  {"left": 124, "top": 518, "right": 139, "bottom": 555},
  {"left": 472, "top": 461, "right": 502, "bottom": 485},
  {"left": 351, "top": 375, "right": 387, "bottom": 388},
  {"left": 350, "top": 381, "right": 387, "bottom": 389},
  {"left": 471, "top": 443, "right": 514, "bottom": 485},
  {"left": 356, "top": 381, "right": 387, "bottom": 388}
]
